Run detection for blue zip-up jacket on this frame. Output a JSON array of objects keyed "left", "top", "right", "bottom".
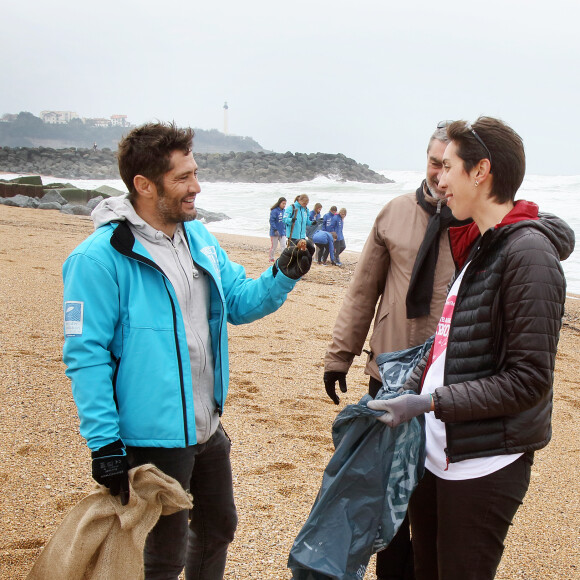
[
  {"left": 309, "top": 210, "right": 321, "bottom": 222},
  {"left": 269, "top": 206, "right": 285, "bottom": 237},
  {"left": 311, "top": 230, "right": 336, "bottom": 262},
  {"left": 284, "top": 202, "right": 312, "bottom": 239},
  {"left": 63, "top": 218, "right": 296, "bottom": 451},
  {"left": 333, "top": 214, "right": 344, "bottom": 241},
  {"left": 321, "top": 211, "right": 336, "bottom": 232}
]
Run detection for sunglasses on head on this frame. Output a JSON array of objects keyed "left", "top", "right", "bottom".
[{"left": 437, "top": 120, "right": 492, "bottom": 170}]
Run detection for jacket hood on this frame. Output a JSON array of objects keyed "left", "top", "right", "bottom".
[
  {"left": 450, "top": 200, "right": 575, "bottom": 269},
  {"left": 91, "top": 196, "right": 163, "bottom": 243}
]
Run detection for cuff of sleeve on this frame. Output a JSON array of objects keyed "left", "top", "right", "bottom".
[{"left": 432, "top": 390, "right": 443, "bottom": 419}]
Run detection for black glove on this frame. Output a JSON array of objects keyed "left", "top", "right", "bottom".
[
  {"left": 274, "top": 239, "right": 315, "bottom": 279},
  {"left": 91, "top": 439, "right": 130, "bottom": 505},
  {"left": 367, "top": 393, "right": 433, "bottom": 428},
  {"left": 324, "top": 371, "right": 348, "bottom": 405}
]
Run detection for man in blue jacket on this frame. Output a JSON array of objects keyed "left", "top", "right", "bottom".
[{"left": 62, "top": 122, "right": 313, "bottom": 580}]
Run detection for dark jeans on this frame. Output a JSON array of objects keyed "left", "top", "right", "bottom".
[
  {"left": 126, "top": 425, "right": 237, "bottom": 580},
  {"left": 408, "top": 453, "right": 533, "bottom": 580},
  {"left": 315, "top": 242, "right": 329, "bottom": 263},
  {"left": 334, "top": 239, "right": 346, "bottom": 259},
  {"left": 369, "top": 377, "right": 415, "bottom": 580}
]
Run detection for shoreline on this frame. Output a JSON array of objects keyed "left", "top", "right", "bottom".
[{"left": 0, "top": 205, "right": 578, "bottom": 579}]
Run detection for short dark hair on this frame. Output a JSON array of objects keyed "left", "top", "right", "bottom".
[
  {"left": 447, "top": 116, "right": 525, "bottom": 203},
  {"left": 330, "top": 205, "right": 337, "bottom": 212},
  {"left": 117, "top": 122, "right": 194, "bottom": 201}
]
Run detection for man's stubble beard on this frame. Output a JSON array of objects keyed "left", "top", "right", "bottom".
[{"left": 156, "top": 187, "right": 197, "bottom": 225}]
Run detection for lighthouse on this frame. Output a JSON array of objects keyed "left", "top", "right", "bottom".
[{"left": 223, "top": 101, "right": 229, "bottom": 135}]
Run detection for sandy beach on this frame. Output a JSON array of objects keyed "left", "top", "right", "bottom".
[{"left": 0, "top": 204, "right": 578, "bottom": 579}]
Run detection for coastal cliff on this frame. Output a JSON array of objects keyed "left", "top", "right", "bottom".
[{"left": 0, "top": 147, "right": 392, "bottom": 184}]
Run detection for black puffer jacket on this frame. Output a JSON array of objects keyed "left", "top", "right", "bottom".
[{"left": 408, "top": 202, "right": 575, "bottom": 464}]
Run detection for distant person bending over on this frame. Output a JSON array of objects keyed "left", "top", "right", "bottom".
[
  {"left": 269, "top": 197, "right": 287, "bottom": 262},
  {"left": 324, "top": 123, "right": 470, "bottom": 580},
  {"left": 332, "top": 208, "right": 347, "bottom": 265},
  {"left": 62, "top": 122, "right": 314, "bottom": 580},
  {"left": 312, "top": 230, "right": 338, "bottom": 265},
  {"left": 284, "top": 193, "right": 313, "bottom": 246},
  {"left": 368, "top": 117, "right": 574, "bottom": 580},
  {"left": 306, "top": 202, "right": 323, "bottom": 238}
]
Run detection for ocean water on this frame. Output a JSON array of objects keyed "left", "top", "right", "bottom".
[{"left": 4, "top": 170, "right": 580, "bottom": 294}]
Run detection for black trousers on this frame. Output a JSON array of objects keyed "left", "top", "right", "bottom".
[
  {"left": 126, "top": 425, "right": 237, "bottom": 580},
  {"left": 369, "top": 377, "right": 415, "bottom": 580},
  {"left": 408, "top": 453, "right": 533, "bottom": 580}
]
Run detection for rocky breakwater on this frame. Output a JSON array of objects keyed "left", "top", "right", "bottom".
[
  {"left": 195, "top": 151, "right": 393, "bottom": 183},
  {"left": 0, "top": 147, "right": 119, "bottom": 179},
  {"left": 0, "top": 147, "right": 393, "bottom": 184},
  {"left": 0, "top": 175, "right": 229, "bottom": 223}
]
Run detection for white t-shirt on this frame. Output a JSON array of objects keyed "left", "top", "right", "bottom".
[{"left": 422, "top": 263, "right": 522, "bottom": 480}]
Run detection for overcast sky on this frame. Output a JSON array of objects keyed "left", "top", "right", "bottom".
[{"left": 3, "top": 0, "right": 579, "bottom": 174}]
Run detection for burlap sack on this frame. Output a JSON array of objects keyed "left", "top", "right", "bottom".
[{"left": 27, "top": 463, "right": 193, "bottom": 579}]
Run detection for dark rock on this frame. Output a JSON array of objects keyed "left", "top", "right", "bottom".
[
  {"left": 0, "top": 194, "right": 39, "bottom": 208},
  {"left": 61, "top": 204, "right": 92, "bottom": 216},
  {"left": 40, "top": 190, "right": 68, "bottom": 206},
  {"left": 196, "top": 208, "right": 231, "bottom": 223},
  {"left": 87, "top": 196, "right": 104, "bottom": 210},
  {"left": 38, "top": 202, "right": 63, "bottom": 211}
]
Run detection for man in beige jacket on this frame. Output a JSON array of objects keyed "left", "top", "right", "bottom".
[{"left": 323, "top": 123, "right": 468, "bottom": 580}]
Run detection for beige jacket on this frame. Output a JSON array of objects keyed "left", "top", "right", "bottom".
[{"left": 324, "top": 189, "right": 456, "bottom": 382}]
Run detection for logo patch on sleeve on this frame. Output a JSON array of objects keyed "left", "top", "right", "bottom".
[{"left": 65, "top": 301, "right": 84, "bottom": 337}]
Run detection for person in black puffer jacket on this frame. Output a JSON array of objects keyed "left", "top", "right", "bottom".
[{"left": 368, "top": 116, "right": 574, "bottom": 580}]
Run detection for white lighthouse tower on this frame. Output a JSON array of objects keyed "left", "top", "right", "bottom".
[{"left": 223, "top": 101, "right": 229, "bottom": 135}]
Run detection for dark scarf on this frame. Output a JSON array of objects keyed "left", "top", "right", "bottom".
[{"left": 406, "top": 181, "right": 469, "bottom": 319}]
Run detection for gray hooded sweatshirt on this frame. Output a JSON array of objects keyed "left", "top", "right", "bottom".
[{"left": 91, "top": 196, "right": 218, "bottom": 444}]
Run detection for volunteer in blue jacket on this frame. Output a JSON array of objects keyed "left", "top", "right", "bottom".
[
  {"left": 284, "top": 193, "right": 313, "bottom": 245},
  {"left": 312, "top": 230, "right": 337, "bottom": 265},
  {"left": 269, "top": 196, "right": 287, "bottom": 261},
  {"left": 62, "top": 122, "right": 314, "bottom": 580},
  {"left": 321, "top": 206, "right": 338, "bottom": 232},
  {"left": 332, "top": 207, "right": 347, "bottom": 265},
  {"left": 306, "top": 202, "right": 323, "bottom": 239}
]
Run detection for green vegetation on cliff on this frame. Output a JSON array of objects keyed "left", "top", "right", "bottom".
[{"left": 0, "top": 112, "right": 264, "bottom": 153}]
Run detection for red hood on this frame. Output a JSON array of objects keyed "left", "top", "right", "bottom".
[{"left": 449, "top": 200, "right": 539, "bottom": 270}]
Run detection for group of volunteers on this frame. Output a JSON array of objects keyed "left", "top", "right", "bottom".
[
  {"left": 60, "top": 117, "right": 573, "bottom": 580},
  {"left": 269, "top": 195, "right": 347, "bottom": 266}
]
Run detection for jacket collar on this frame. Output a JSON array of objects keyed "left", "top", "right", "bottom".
[{"left": 449, "top": 200, "right": 540, "bottom": 269}]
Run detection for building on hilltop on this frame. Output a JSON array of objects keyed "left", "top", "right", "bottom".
[
  {"left": 40, "top": 111, "right": 80, "bottom": 124},
  {"left": 86, "top": 118, "right": 112, "bottom": 128},
  {"left": 110, "top": 114, "right": 129, "bottom": 127},
  {"left": 37, "top": 111, "right": 131, "bottom": 127}
]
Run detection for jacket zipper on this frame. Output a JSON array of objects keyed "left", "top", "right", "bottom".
[
  {"left": 111, "top": 222, "right": 190, "bottom": 446},
  {"left": 179, "top": 231, "right": 226, "bottom": 415}
]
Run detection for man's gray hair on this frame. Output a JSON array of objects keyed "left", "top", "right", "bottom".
[{"left": 427, "top": 127, "right": 449, "bottom": 153}]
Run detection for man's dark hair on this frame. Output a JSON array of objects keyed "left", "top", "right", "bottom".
[
  {"left": 330, "top": 205, "right": 337, "bottom": 212},
  {"left": 117, "top": 122, "right": 195, "bottom": 202},
  {"left": 447, "top": 116, "right": 525, "bottom": 204}
]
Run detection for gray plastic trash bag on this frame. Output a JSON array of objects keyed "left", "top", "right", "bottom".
[{"left": 288, "top": 338, "right": 433, "bottom": 580}]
